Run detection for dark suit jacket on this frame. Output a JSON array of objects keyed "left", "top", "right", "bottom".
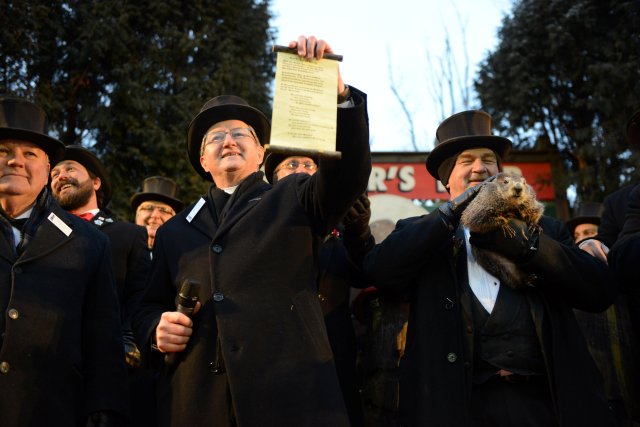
[
  {"left": 90, "top": 211, "right": 150, "bottom": 324},
  {"left": 0, "top": 198, "right": 128, "bottom": 426},
  {"left": 364, "top": 211, "right": 615, "bottom": 426},
  {"left": 316, "top": 225, "right": 373, "bottom": 427},
  {"left": 134, "top": 89, "right": 370, "bottom": 427}
]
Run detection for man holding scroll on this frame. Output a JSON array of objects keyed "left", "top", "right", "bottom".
[{"left": 134, "top": 36, "right": 370, "bottom": 427}]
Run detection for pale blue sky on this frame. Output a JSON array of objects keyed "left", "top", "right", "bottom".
[{"left": 270, "top": 0, "right": 512, "bottom": 152}]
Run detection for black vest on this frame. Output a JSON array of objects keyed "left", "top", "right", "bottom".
[{"left": 470, "top": 284, "right": 546, "bottom": 384}]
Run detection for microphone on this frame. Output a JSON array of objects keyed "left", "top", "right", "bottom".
[{"left": 165, "top": 279, "right": 200, "bottom": 366}]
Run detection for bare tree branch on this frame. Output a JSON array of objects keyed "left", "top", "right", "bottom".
[{"left": 387, "top": 48, "right": 419, "bottom": 151}]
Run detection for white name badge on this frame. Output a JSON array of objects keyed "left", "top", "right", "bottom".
[
  {"left": 186, "top": 198, "right": 206, "bottom": 223},
  {"left": 48, "top": 213, "right": 72, "bottom": 236}
]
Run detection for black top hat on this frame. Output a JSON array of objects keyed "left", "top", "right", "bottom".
[
  {"left": 263, "top": 152, "right": 319, "bottom": 184},
  {"left": 60, "top": 145, "right": 112, "bottom": 208},
  {"left": 426, "top": 110, "right": 512, "bottom": 182},
  {"left": 627, "top": 110, "right": 640, "bottom": 149},
  {"left": 187, "top": 95, "right": 271, "bottom": 182},
  {"left": 0, "top": 97, "right": 65, "bottom": 165},
  {"left": 566, "top": 202, "right": 604, "bottom": 235},
  {"left": 130, "top": 176, "right": 184, "bottom": 213}
]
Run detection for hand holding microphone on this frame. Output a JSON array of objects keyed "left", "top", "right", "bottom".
[{"left": 156, "top": 279, "right": 200, "bottom": 366}]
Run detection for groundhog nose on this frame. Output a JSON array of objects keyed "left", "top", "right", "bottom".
[{"left": 514, "top": 186, "right": 523, "bottom": 195}]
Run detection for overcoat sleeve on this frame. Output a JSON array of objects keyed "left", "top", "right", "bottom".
[
  {"left": 295, "top": 87, "right": 371, "bottom": 235},
  {"left": 520, "top": 216, "right": 615, "bottom": 312},
  {"left": 363, "top": 210, "right": 453, "bottom": 291}
]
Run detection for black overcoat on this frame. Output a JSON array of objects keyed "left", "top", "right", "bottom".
[
  {"left": 0, "top": 200, "right": 128, "bottom": 427},
  {"left": 134, "top": 90, "right": 370, "bottom": 427},
  {"left": 364, "top": 210, "right": 616, "bottom": 426},
  {"left": 90, "top": 211, "right": 150, "bottom": 324}
]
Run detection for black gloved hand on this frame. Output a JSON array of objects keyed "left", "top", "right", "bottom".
[
  {"left": 438, "top": 177, "right": 495, "bottom": 232},
  {"left": 86, "top": 411, "right": 126, "bottom": 427},
  {"left": 343, "top": 194, "right": 371, "bottom": 237},
  {"left": 470, "top": 218, "right": 540, "bottom": 264},
  {"left": 123, "top": 329, "right": 141, "bottom": 369},
  {"left": 621, "top": 184, "right": 640, "bottom": 237}
]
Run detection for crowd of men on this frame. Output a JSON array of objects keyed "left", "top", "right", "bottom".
[{"left": 0, "top": 35, "right": 638, "bottom": 427}]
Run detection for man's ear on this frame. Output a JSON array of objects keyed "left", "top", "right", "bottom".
[
  {"left": 200, "top": 156, "right": 210, "bottom": 173},
  {"left": 93, "top": 176, "right": 102, "bottom": 192}
]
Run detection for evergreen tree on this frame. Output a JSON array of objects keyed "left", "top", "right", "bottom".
[
  {"left": 1, "top": 0, "right": 276, "bottom": 218},
  {"left": 475, "top": 0, "right": 640, "bottom": 210}
]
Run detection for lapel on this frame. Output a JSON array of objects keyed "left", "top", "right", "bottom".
[
  {"left": 0, "top": 231, "right": 17, "bottom": 264},
  {"left": 453, "top": 227, "right": 475, "bottom": 358},
  {"left": 16, "top": 205, "right": 76, "bottom": 265},
  {"left": 186, "top": 197, "right": 217, "bottom": 240},
  {"left": 215, "top": 178, "right": 269, "bottom": 239},
  {"left": 453, "top": 227, "right": 473, "bottom": 318},
  {"left": 90, "top": 210, "right": 115, "bottom": 229},
  {"left": 185, "top": 174, "right": 270, "bottom": 240}
]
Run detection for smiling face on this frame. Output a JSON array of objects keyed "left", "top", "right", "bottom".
[
  {"left": 199, "top": 119, "right": 265, "bottom": 188},
  {"left": 446, "top": 147, "right": 500, "bottom": 198},
  {"left": 135, "top": 200, "right": 175, "bottom": 248},
  {"left": 0, "top": 139, "right": 50, "bottom": 214},
  {"left": 50, "top": 160, "right": 100, "bottom": 213}
]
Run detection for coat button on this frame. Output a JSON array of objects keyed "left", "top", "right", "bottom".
[
  {"left": 213, "top": 292, "right": 224, "bottom": 302},
  {"left": 446, "top": 352, "right": 458, "bottom": 363},
  {"left": 14, "top": 267, "right": 22, "bottom": 274},
  {"left": 0, "top": 361, "right": 9, "bottom": 374},
  {"left": 7, "top": 309, "right": 18, "bottom": 320},
  {"left": 507, "top": 350, "right": 515, "bottom": 357},
  {"left": 211, "top": 244, "right": 223, "bottom": 254},
  {"left": 444, "top": 298, "right": 454, "bottom": 310}
]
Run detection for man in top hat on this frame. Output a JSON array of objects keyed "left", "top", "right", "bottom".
[
  {"left": 0, "top": 97, "right": 128, "bottom": 426},
  {"left": 263, "top": 152, "right": 373, "bottom": 427},
  {"left": 566, "top": 202, "right": 604, "bottom": 243},
  {"left": 363, "top": 110, "right": 615, "bottom": 426},
  {"left": 131, "top": 176, "right": 184, "bottom": 251},
  {"left": 50, "top": 145, "right": 152, "bottom": 422},
  {"left": 50, "top": 146, "right": 150, "bottom": 347},
  {"left": 133, "top": 35, "right": 370, "bottom": 427}
]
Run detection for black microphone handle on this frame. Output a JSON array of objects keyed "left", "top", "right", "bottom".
[{"left": 164, "top": 280, "right": 199, "bottom": 366}]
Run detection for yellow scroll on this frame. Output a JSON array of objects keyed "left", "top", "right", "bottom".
[{"left": 268, "top": 46, "right": 342, "bottom": 159}]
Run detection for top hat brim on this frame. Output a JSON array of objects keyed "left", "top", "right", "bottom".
[
  {"left": 0, "top": 128, "right": 65, "bottom": 166},
  {"left": 426, "top": 135, "right": 512, "bottom": 181},
  {"left": 61, "top": 147, "right": 112, "bottom": 207},
  {"left": 566, "top": 216, "right": 601, "bottom": 233},
  {"left": 130, "top": 192, "right": 185, "bottom": 213},
  {"left": 263, "top": 152, "right": 319, "bottom": 184},
  {"left": 187, "top": 104, "right": 271, "bottom": 182}
]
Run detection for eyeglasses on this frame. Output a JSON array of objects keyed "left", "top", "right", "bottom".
[
  {"left": 201, "top": 127, "right": 257, "bottom": 152},
  {"left": 278, "top": 160, "right": 317, "bottom": 172},
  {"left": 137, "top": 204, "right": 175, "bottom": 216}
]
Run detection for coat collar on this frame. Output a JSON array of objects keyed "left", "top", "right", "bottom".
[
  {"left": 0, "top": 201, "right": 77, "bottom": 265},
  {"left": 186, "top": 172, "right": 270, "bottom": 240}
]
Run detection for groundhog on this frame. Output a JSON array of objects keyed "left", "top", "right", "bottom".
[{"left": 460, "top": 172, "right": 545, "bottom": 288}]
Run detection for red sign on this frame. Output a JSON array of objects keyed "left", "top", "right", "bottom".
[{"left": 368, "top": 162, "right": 555, "bottom": 201}]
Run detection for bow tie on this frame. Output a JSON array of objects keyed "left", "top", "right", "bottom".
[{"left": 76, "top": 212, "right": 95, "bottom": 221}]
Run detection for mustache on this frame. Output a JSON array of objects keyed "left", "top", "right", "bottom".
[{"left": 54, "top": 177, "right": 79, "bottom": 191}]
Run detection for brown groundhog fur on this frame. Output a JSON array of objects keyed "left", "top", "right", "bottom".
[{"left": 460, "top": 172, "right": 545, "bottom": 288}]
